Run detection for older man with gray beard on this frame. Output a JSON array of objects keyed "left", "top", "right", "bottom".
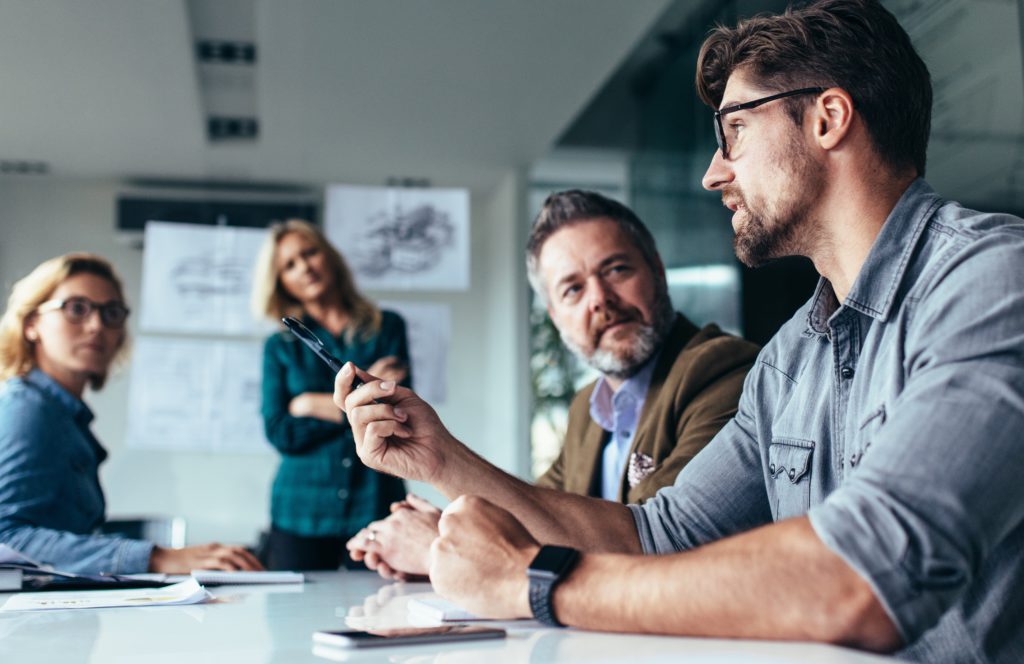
[{"left": 345, "top": 190, "right": 758, "bottom": 579}]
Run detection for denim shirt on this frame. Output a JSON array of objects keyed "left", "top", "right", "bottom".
[
  {"left": 589, "top": 353, "right": 658, "bottom": 501},
  {"left": 630, "top": 180, "right": 1024, "bottom": 662},
  {"left": 0, "top": 369, "right": 153, "bottom": 574}
]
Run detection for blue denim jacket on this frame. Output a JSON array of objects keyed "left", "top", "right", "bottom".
[
  {"left": 0, "top": 369, "right": 153, "bottom": 574},
  {"left": 631, "top": 180, "right": 1024, "bottom": 662}
]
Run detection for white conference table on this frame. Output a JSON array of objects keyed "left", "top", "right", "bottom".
[{"left": 0, "top": 570, "right": 894, "bottom": 663}]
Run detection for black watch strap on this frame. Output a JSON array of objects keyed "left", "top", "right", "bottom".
[{"left": 527, "top": 545, "right": 579, "bottom": 627}]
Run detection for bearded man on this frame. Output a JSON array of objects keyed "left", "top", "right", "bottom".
[{"left": 346, "top": 189, "right": 758, "bottom": 579}]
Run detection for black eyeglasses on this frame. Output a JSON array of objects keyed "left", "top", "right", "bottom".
[
  {"left": 36, "top": 297, "right": 131, "bottom": 328},
  {"left": 713, "top": 87, "right": 825, "bottom": 159}
]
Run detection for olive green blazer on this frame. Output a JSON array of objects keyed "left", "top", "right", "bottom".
[{"left": 536, "top": 314, "right": 759, "bottom": 504}]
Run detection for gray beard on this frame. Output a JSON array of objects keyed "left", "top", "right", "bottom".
[{"left": 560, "top": 295, "right": 674, "bottom": 380}]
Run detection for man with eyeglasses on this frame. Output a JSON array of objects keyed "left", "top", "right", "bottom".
[{"left": 335, "top": 0, "right": 1024, "bottom": 659}]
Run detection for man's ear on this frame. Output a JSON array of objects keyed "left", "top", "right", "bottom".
[{"left": 814, "top": 87, "right": 855, "bottom": 151}]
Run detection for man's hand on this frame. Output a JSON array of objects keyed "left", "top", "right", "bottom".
[
  {"left": 429, "top": 496, "right": 539, "bottom": 619},
  {"left": 347, "top": 494, "right": 441, "bottom": 580},
  {"left": 334, "top": 362, "right": 458, "bottom": 484},
  {"left": 148, "top": 543, "right": 264, "bottom": 573}
]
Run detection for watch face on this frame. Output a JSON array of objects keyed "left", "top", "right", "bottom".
[{"left": 529, "top": 546, "right": 578, "bottom": 577}]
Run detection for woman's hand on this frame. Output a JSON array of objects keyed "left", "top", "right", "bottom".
[
  {"left": 366, "top": 355, "right": 408, "bottom": 384},
  {"left": 149, "top": 543, "right": 264, "bottom": 573},
  {"left": 288, "top": 392, "right": 344, "bottom": 423}
]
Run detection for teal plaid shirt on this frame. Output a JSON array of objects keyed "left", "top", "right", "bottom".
[{"left": 261, "top": 310, "right": 409, "bottom": 538}]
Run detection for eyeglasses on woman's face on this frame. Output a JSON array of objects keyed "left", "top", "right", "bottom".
[{"left": 36, "top": 296, "right": 131, "bottom": 329}]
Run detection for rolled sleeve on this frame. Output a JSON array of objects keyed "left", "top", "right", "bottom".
[{"left": 630, "top": 374, "right": 773, "bottom": 556}]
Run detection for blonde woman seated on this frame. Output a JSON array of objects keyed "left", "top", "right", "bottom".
[{"left": 0, "top": 253, "right": 263, "bottom": 574}]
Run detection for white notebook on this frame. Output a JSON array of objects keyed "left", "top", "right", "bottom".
[{"left": 190, "top": 570, "right": 304, "bottom": 585}]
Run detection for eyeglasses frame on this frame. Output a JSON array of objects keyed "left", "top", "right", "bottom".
[
  {"left": 36, "top": 296, "right": 131, "bottom": 329},
  {"left": 713, "top": 87, "right": 826, "bottom": 159}
]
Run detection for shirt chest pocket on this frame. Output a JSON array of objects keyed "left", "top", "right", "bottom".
[
  {"left": 849, "top": 403, "right": 885, "bottom": 470},
  {"left": 768, "top": 439, "right": 814, "bottom": 520}
]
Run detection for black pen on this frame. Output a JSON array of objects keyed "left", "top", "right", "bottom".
[{"left": 281, "top": 316, "right": 368, "bottom": 391}]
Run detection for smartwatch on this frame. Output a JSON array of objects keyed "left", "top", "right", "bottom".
[{"left": 527, "top": 545, "right": 579, "bottom": 627}]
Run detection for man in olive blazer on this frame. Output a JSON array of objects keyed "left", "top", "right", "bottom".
[
  {"left": 347, "top": 190, "right": 757, "bottom": 577},
  {"left": 536, "top": 313, "right": 757, "bottom": 504}
]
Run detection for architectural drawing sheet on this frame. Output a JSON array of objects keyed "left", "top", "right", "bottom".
[
  {"left": 324, "top": 185, "right": 470, "bottom": 291},
  {"left": 380, "top": 301, "right": 450, "bottom": 405},
  {"left": 125, "top": 337, "right": 269, "bottom": 454},
  {"left": 139, "top": 221, "right": 272, "bottom": 335}
]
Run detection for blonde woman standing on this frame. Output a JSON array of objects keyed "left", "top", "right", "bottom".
[
  {"left": 0, "top": 253, "right": 262, "bottom": 574},
  {"left": 252, "top": 220, "right": 410, "bottom": 570}
]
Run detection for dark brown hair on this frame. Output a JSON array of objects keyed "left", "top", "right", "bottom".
[
  {"left": 526, "top": 190, "right": 663, "bottom": 300},
  {"left": 696, "top": 0, "right": 931, "bottom": 176}
]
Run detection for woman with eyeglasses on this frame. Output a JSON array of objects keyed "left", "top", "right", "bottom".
[
  {"left": 0, "top": 253, "right": 263, "bottom": 574},
  {"left": 252, "top": 220, "right": 410, "bottom": 571}
]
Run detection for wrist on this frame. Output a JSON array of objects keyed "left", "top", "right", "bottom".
[
  {"left": 148, "top": 546, "right": 169, "bottom": 572},
  {"left": 433, "top": 433, "right": 473, "bottom": 487},
  {"left": 526, "top": 545, "right": 580, "bottom": 627},
  {"left": 517, "top": 544, "right": 541, "bottom": 617}
]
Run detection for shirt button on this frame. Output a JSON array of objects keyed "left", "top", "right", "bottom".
[
  {"left": 769, "top": 463, "right": 776, "bottom": 474},
  {"left": 620, "top": 431, "right": 631, "bottom": 438},
  {"left": 341, "top": 458, "right": 353, "bottom": 468},
  {"left": 337, "top": 489, "right": 349, "bottom": 500},
  {"left": 840, "top": 366, "right": 855, "bottom": 379},
  {"left": 788, "top": 470, "right": 796, "bottom": 480}
]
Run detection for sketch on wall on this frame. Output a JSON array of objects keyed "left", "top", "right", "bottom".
[
  {"left": 125, "top": 337, "right": 270, "bottom": 454},
  {"left": 324, "top": 185, "right": 470, "bottom": 291},
  {"left": 139, "top": 221, "right": 272, "bottom": 335},
  {"left": 379, "top": 301, "right": 451, "bottom": 405}
]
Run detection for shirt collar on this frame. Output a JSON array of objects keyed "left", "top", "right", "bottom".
[
  {"left": 805, "top": 178, "right": 943, "bottom": 335},
  {"left": 24, "top": 368, "right": 94, "bottom": 426},
  {"left": 589, "top": 350, "right": 660, "bottom": 432}
]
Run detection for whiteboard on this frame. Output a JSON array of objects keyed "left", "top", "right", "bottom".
[
  {"left": 324, "top": 185, "right": 470, "bottom": 291},
  {"left": 139, "top": 221, "right": 272, "bottom": 335},
  {"left": 380, "top": 301, "right": 451, "bottom": 405},
  {"left": 125, "top": 336, "right": 270, "bottom": 455}
]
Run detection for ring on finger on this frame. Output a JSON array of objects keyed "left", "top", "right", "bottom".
[{"left": 367, "top": 530, "right": 378, "bottom": 543}]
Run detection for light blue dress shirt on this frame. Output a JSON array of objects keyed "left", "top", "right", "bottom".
[
  {"left": 589, "top": 355, "right": 658, "bottom": 501},
  {"left": 0, "top": 369, "right": 153, "bottom": 574},
  {"left": 630, "top": 180, "right": 1024, "bottom": 662}
]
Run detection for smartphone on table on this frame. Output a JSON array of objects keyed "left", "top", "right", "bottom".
[{"left": 313, "top": 625, "right": 506, "bottom": 649}]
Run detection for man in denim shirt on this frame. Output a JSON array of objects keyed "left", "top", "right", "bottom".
[{"left": 335, "top": 0, "right": 1024, "bottom": 659}]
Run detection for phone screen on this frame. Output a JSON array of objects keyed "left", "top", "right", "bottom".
[{"left": 313, "top": 625, "right": 506, "bottom": 649}]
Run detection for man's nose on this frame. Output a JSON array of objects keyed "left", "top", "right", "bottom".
[
  {"left": 586, "top": 277, "right": 616, "bottom": 313},
  {"left": 702, "top": 148, "right": 734, "bottom": 191}
]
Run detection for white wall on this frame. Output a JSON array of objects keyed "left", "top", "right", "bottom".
[{"left": 0, "top": 174, "right": 529, "bottom": 545}]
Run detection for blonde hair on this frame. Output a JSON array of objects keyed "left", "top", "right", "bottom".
[
  {"left": 0, "top": 253, "right": 130, "bottom": 391},
  {"left": 251, "top": 219, "right": 381, "bottom": 342}
]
